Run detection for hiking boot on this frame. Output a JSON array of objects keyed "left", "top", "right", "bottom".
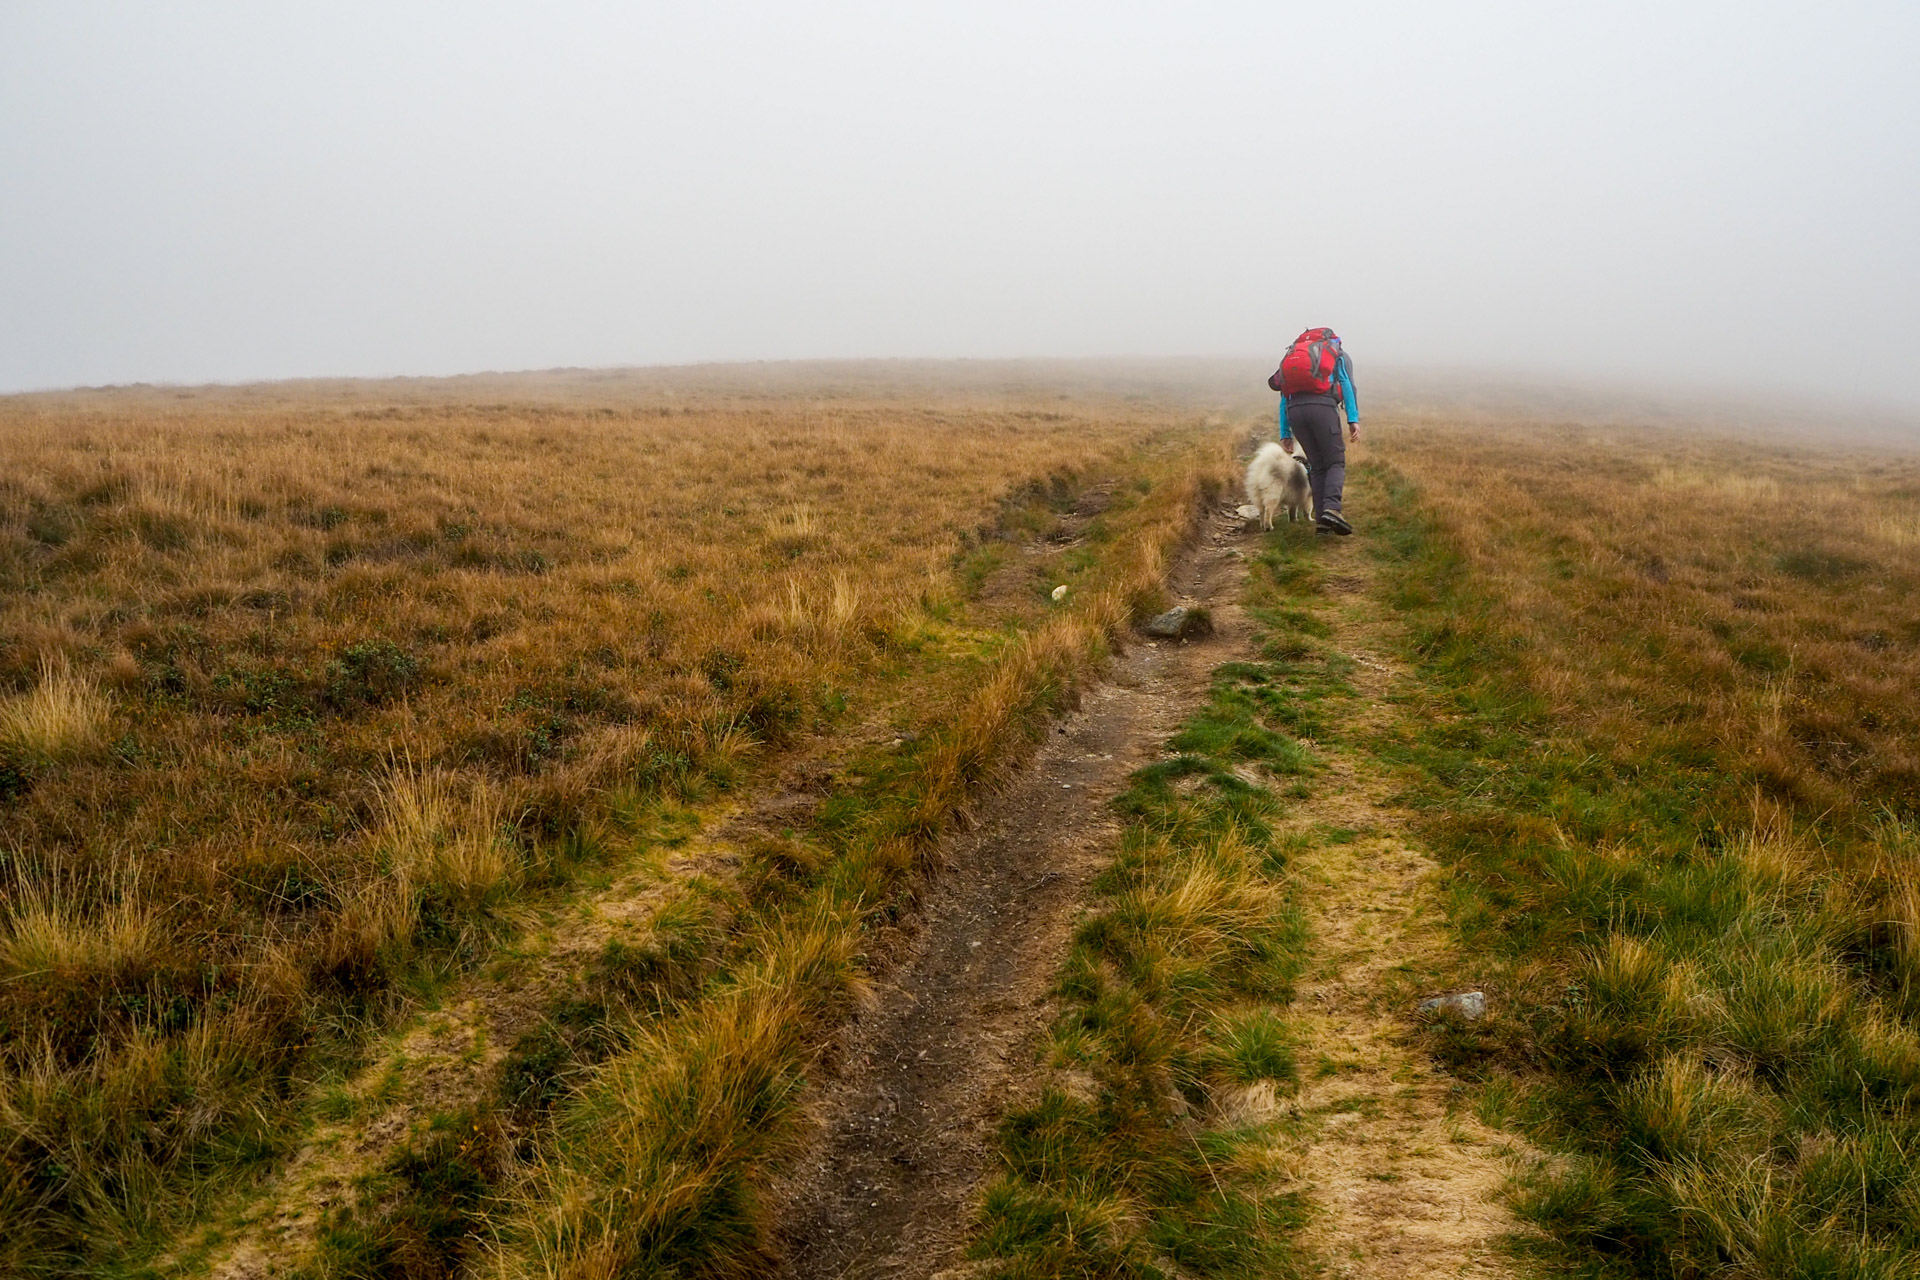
[{"left": 1317, "top": 510, "right": 1353, "bottom": 536}]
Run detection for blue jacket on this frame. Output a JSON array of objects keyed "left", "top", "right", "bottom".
[{"left": 1277, "top": 351, "right": 1359, "bottom": 439}]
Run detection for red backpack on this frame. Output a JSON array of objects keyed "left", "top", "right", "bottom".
[{"left": 1268, "top": 328, "right": 1340, "bottom": 396}]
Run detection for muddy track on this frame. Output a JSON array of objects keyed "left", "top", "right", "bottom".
[{"left": 772, "top": 503, "right": 1257, "bottom": 1278}]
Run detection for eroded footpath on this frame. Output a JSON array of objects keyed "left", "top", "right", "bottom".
[
  {"left": 779, "top": 481, "right": 1538, "bottom": 1276},
  {"left": 775, "top": 502, "right": 1255, "bottom": 1276}
]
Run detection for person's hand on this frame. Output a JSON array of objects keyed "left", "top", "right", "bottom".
[
  {"left": 1281, "top": 438, "right": 1294, "bottom": 455},
  {"left": 1348, "top": 423, "right": 1360, "bottom": 443}
]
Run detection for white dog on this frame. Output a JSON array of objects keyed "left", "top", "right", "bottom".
[{"left": 1243, "top": 442, "right": 1312, "bottom": 529}]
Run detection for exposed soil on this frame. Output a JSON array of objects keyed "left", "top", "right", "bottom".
[
  {"left": 774, "top": 503, "right": 1255, "bottom": 1277},
  {"left": 774, "top": 489, "right": 1535, "bottom": 1278}
]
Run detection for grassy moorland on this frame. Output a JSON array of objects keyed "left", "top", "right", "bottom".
[
  {"left": 19, "top": 362, "right": 1914, "bottom": 1279},
  {"left": 1366, "top": 416, "right": 1920, "bottom": 1278},
  {"left": 0, "top": 365, "right": 1236, "bottom": 1275}
]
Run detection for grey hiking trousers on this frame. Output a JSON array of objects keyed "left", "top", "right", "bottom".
[{"left": 1287, "top": 398, "right": 1345, "bottom": 517}]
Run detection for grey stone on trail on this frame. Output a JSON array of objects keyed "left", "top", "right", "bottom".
[
  {"left": 1418, "top": 990, "right": 1487, "bottom": 1020},
  {"left": 1142, "top": 606, "right": 1210, "bottom": 640}
]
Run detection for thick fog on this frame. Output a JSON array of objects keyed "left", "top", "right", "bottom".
[{"left": 3, "top": 2, "right": 1916, "bottom": 405}]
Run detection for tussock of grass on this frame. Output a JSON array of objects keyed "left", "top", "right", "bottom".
[
  {"left": 0, "top": 884, "right": 156, "bottom": 983},
  {"left": 1363, "top": 424, "right": 1920, "bottom": 1278},
  {"left": 507, "top": 917, "right": 856, "bottom": 1278},
  {"left": 0, "top": 659, "right": 108, "bottom": 768},
  {"left": 376, "top": 766, "right": 512, "bottom": 911}
]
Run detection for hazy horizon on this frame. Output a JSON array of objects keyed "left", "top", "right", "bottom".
[{"left": 4, "top": 2, "right": 1916, "bottom": 405}]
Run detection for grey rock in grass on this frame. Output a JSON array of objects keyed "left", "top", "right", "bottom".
[
  {"left": 1418, "top": 990, "right": 1487, "bottom": 1020},
  {"left": 1143, "top": 606, "right": 1211, "bottom": 640}
]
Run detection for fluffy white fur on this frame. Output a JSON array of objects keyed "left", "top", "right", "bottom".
[{"left": 1244, "top": 442, "right": 1312, "bottom": 529}]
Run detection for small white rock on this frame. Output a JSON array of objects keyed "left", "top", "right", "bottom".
[
  {"left": 1418, "top": 990, "right": 1488, "bottom": 1020},
  {"left": 1050, "top": 584, "right": 1069, "bottom": 602}
]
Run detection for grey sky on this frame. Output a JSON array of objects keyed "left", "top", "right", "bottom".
[{"left": 3, "top": 1, "right": 1916, "bottom": 403}]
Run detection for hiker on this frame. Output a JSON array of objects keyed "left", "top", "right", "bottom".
[{"left": 1269, "top": 328, "right": 1360, "bottom": 536}]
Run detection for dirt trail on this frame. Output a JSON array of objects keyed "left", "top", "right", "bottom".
[
  {"left": 774, "top": 504, "right": 1255, "bottom": 1278},
  {"left": 1278, "top": 541, "right": 1528, "bottom": 1279},
  {"left": 776, "top": 506, "right": 1533, "bottom": 1278}
]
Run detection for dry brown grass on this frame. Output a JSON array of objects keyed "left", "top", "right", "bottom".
[
  {"left": 0, "top": 882, "right": 156, "bottom": 983},
  {"left": 1377, "top": 416, "right": 1920, "bottom": 827},
  {"left": 0, "top": 658, "right": 109, "bottom": 766},
  {"left": 0, "top": 366, "right": 1235, "bottom": 1273},
  {"left": 485, "top": 428, "right": 1229, "bottom": 1280}
]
